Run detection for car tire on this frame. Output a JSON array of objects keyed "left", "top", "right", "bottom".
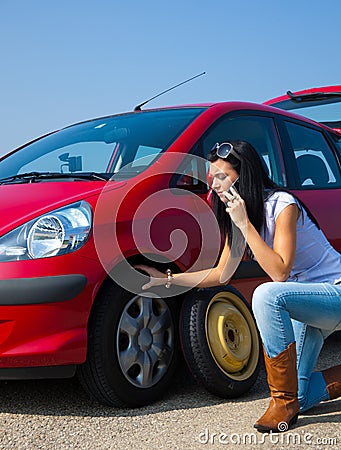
[
  {"left": 180, "top": 285, "right": 261, "bottom": 398},
  {"left": 78, "top": 280, "right": 179, "bottom": 407}
]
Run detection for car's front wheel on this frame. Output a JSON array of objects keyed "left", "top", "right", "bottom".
[
  {"left": 78, "top": 281, "right": 179, "bottom": 407},
  {"left": 180, "top": 285, "right": 261, "bottom": 398}
]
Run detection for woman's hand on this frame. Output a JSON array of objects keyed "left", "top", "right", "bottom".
[
  {"left": 224, "top": 186, "right": 249, "bottom": 231},
  {"left": 134, "top": 265, "right": 167, "bottom": 290}
]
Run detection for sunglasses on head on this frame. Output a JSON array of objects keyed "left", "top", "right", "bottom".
[{"left": 211, "top": 142, "right": 240, "bottom": 160}]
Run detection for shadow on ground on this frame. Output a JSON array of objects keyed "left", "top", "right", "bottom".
[{"left": 0, "top": 334, "right": 339, "bottom": 420}]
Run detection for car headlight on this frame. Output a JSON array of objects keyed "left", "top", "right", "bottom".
[{"left": 0, "top": 201, "right": 92, "bottom": 261}]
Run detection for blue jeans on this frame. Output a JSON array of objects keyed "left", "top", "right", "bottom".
[{"left": 252, "top": 281, "right": 341, "bottom": 412}]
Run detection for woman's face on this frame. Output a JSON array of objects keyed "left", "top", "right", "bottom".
[{"left": 209, "top": 159, "right": 239, "bottom": 203}]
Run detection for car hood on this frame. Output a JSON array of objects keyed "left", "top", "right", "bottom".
[{"left": 0, "top": 180, "right": 126, "bottom": 235}]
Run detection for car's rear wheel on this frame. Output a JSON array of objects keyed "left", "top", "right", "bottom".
[
  {"left": 180, "top": 285, "right": 261, "bottom": 398},
  {"left": 78, "top": 281, "right": 179, "bottom": 407}
]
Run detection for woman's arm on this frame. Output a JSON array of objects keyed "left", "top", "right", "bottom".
[
  {"left": 135, "top": 235, "right": 233, "bottom": 290},
  {"left": 226, "top": 187, "right": 299, "bottom": 282}
]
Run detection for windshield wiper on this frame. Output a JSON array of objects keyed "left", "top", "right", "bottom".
[{"left": 0, "top": 171, "right": 110, "bottom": 184}]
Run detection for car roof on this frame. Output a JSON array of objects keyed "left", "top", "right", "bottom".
[{"left": 142, "top": 100, "right": 339, "bottom": 132}]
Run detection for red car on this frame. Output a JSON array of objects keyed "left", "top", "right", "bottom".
[
  {"left": 265, "top": 84, "right": 341, "bottom": 133},
  {"left": 0, "top": 91, "right": 340, "bottom": 407}
]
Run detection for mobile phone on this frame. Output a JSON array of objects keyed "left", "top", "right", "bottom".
[
  {"left": 229, "top": 177, "right": 240, "bottom": 193},
  {"left": 223, "top": 177, "right": 239, "bottom": 200}
]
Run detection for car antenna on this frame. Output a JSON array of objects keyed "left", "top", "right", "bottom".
[{"left": 134, "top": 71, "right": 206, "bottom": 111}]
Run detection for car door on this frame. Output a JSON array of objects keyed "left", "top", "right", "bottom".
[{"left": 189, "top": 112, "right": 286, "bottom": 300}]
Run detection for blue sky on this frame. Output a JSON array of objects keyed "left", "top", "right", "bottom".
[{"left": 1, "top": 0, "right": 340, "bottom": 154}]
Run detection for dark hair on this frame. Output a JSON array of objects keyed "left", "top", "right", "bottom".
[{"left": 207, "top": 140, "right": 319, "bottom": 246}]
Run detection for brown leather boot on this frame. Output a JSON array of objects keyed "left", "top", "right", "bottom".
[
  {"left": 322, "top": 365, "right": 341, "bottom": 400},
  {"left": 254, "top": 342, "right": 300, "bottom": 432}
]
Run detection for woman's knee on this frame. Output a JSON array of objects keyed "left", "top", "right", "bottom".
[{"left": 252, "top": 282, "right": 282, "bottom": 317}]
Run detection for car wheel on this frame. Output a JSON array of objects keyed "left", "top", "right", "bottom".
[
  {"left": 78, "top": 281, "right": 179, "bottom": 407},
  {"left": 180, "top": 285, "right": 261, "bottom": 398}
]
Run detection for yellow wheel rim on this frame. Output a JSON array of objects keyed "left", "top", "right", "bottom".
[{"left": 205, "top": 291, "right": 259, "bottom": 381}]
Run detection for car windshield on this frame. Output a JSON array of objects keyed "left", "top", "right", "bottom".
[{"left": 0, "top": 108, "right": 205, "bottom": 182}]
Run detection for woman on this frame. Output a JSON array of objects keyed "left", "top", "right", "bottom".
[{"left": 136, "top": 140, "right": 341, "bottom": 432}]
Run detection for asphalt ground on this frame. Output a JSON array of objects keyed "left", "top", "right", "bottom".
[{"left": 0, "top": 334, "right": 339, "bottom": 450}]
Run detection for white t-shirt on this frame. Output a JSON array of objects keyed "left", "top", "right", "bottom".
[{"left": 260, "top": 191, "right": 341, "bottom": 284}]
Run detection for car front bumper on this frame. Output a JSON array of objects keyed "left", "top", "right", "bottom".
[{"left": 0, "top": 253, "right": 104, "bottom": 372}]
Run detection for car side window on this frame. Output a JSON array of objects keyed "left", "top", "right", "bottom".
[
  {"left": 173, "top": 152, "right": 208, "bottom": 192},
  {"left": 284, "top": 121, "right": 341, "bottom": 189},
  {"left": 202, "top": 115, "right": 285, "bottom": 186}
]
